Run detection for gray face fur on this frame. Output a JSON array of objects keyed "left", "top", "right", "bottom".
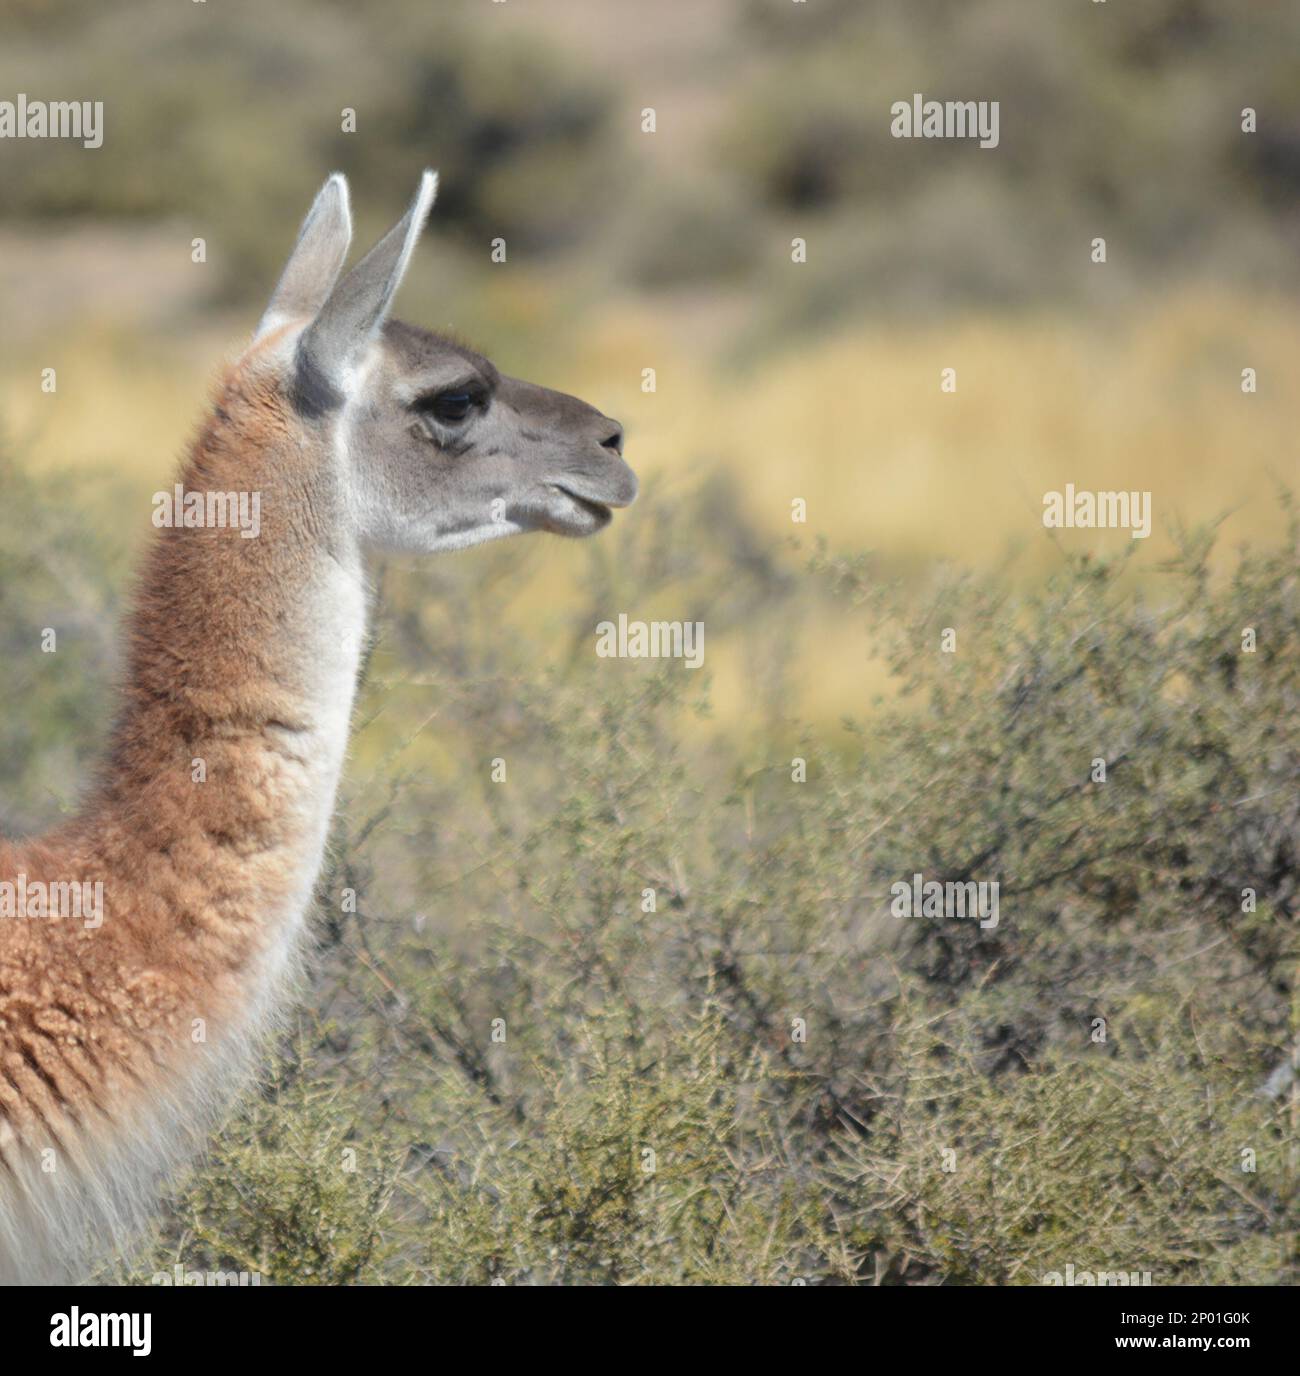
[
  {"left": 255, "top": 170, "right": 637, "bottom": 554},
  {"left": 347, "top": 320, "right": 634, "bottom": 551}
]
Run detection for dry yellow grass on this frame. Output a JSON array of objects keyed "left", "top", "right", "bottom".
[
  {"left": 566, "top": 284, "right": 1296, "bottom": 561},
  {"left": 559, "top": 287, "right": 1299, "bottom": 725}
]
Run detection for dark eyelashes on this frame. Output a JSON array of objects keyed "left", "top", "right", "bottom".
[{"left": 412, "top": 384, "right": 489, "bottom": 416}]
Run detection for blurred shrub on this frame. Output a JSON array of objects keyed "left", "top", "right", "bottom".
[
  {"left": 724, "top": 0, "right": 1300, "bottom": 322},
  {"left": 0, "top": 0, "right": 615, "bottom": 295},
  {"left": 0, "top": 450, "right": 124, "bottom": 833},
  {"left": 343, "top": 26, "right": 615, "bottom": 256},
  {"left": 619, "top": 176, "right": 763, "bottom": 289}
]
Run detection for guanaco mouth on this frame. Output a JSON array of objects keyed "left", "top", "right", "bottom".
[{"left": 550, "top": 483, "right": 614, "bottom": 523}]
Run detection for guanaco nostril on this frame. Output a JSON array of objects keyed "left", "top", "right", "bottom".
[{"left": 600, "top": 425, "right": 625, "bottom": 455}]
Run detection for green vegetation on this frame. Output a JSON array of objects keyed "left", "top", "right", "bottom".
[{"left": 7, "top": 459, "right": 1292, "bottom": 1284}]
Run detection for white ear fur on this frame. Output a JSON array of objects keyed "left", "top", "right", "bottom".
[
  {"left": 298, "top": 170, "right": 437, "bottom": 389},
  {"left": 255, "top": 173, "right": 353, "bottom": 342}
]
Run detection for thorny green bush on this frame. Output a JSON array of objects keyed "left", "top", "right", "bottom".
[{"left": 2, "top": 459, "right": 1296, "bottom": 1285}]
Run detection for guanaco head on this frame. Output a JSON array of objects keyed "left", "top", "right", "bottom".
[{"left": 250, "top": 171, "right": 637, "bottom": 551}]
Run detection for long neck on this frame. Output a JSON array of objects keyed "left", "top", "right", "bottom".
[
  {"left": 89, "top": 364, "right": 367, "bottom": 1001},
  {"left": 0, "top": 360, "right": 369, "bottom": 1285},
  {"left": 0, "top": 360, "right": 371, "bottom": 1282}
]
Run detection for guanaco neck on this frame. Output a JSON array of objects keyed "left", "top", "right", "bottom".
[{"left": 83, "top": 357, "right": 367, "bottom": 997}]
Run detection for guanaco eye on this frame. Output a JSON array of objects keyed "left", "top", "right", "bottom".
[{"left": 428, "top": 391, "right": 474, "bottom": 424}]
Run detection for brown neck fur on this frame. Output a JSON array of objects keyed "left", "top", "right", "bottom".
[{"left": 0, "top": 349, "right": 366, "bottom": 1280}]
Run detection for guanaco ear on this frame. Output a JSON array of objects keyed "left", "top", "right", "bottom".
[
  {"left": 299, "top": 169, "right": 437, "bottom": 392},
  {"left": 255, "top": 173, "right": 353, "bottom": 342}
]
